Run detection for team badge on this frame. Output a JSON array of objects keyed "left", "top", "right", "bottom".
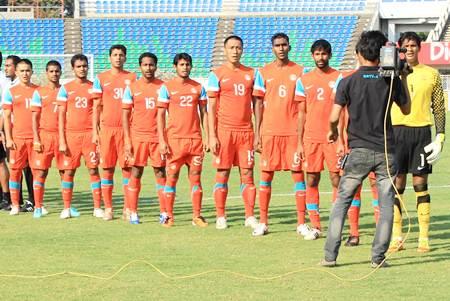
[
  {"left": 88, "top": 89, "right": 93, "bottom": 94},
  {"left": 245, "top": 74, "right": 252, "bottom": 81},
  {"left": 328, "top": 81, "right": 336, "bottom": 88},
  {"left": 191, "top": 88, "right": 197, "bottom": 93},
  {"left": 290, "top": 74, "right": 297, "bottom": 81},
  {"left": 125, "top": 79, "right": 131, "bottom": 85}
]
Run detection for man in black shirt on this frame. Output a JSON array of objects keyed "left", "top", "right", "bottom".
[{"left": 321, "top": 31, "right": 411, "bottom": 268}]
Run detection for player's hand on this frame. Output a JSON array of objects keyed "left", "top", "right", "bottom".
[
  {"left": 424, "top": 133, "right": 445, "bottom": 165},
  {"left": 33, "top": 141, "right": 43, "bottom": 153},
  {"left": 203, "top": 140, "right": 210, "bottom": 153},
  {"left": 59, "top": 142, "right": 68, "bottom": 156},
  {"left": 253, "top": 136, "right": 262, "bottom": 153},
  {"left": 327, "top": 129, "right": 339, "bottom": 143},
  {"left": 124, "top": 143, "right": 134, "bottom": 163},
  {"left": 209, "top": 136, "right": 220, "bottom": 155},
  {"left": 6, "top": 139, "right": 16, "bottom": 150},
  {"left": 159, "top": 140, "right": 170, "bottom": 156},
  {"left": 336, "top": 140, "right": 345, "bottom": 157},
  {"left": 0, "top": 132, "right": 5, "bottom": 144},
  {"left": 296, "top": 143, "right": 305, "bottom": 162},
  {"left": 92, "top": 132, "right": 99, "bottom": 145}
]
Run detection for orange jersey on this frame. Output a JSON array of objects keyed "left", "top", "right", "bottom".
[
  {"left": 253, "top": 61, "right": 303, "bottom": 136},
  {"left": 2, "top": 84, "right": 39, "bottom": 139},
  {"left": 295, "top": 68, "right": 341, "bottom": 143},
  {"left": 57, "top": 80, "right": 94, "bottom": 132},
  {"left": 122, "top": 77, "right": 164, "bottom": 142},
  {"left": 207, "top": 64, "right": 255, "bottom": 131},
  {"left": 30, "top": 85, "right": 59, "bottom": 132},
  {"left": 92, "top": 70, "right": 137, "bottom": 128},
  {"left": 157, "top": 78, "right": 207, "bottom": 139}
]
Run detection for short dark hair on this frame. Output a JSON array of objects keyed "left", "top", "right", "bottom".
[
  {"left": 355, "top": 30, "right": 388, "bottom": 62},
  {"left": 224, "top": 35, "right": 244, "bottom": 47},
  {"left": 71, "top": 54, "right": 88, "bottom": 67},
  {"left": 109, "top": 44, "right": 127, "bottom": 56},
  {"left": 16, "top": 58, "right": 32, "bottom": 69},
  {"left": 6, "top": 55, "right": 21, "bottom": 66},
  {"left": 398, "top": 31, "right": 422, "bottom": 49},
  {"left": 46, "top": 60, "right": 62, "bottom": 71},
  {"left": 173, "top": 53, "right": 192, "bottom": 66},
  {"left": 311, "top": 39, "right": 332, "bottom": 54},
  {"left": 139, "top": 52, "right": 158, "bottom": 65},
  {"left": 271, "top": 32, "right": 289, "bottom": 45}
]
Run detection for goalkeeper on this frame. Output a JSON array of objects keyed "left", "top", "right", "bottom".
[{"left": 390, "top": 32, "right": 446, "bottom": 253}]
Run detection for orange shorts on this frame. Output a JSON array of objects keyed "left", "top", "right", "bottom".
[
  {"left": 9, "top": 138, "right": 33, "bottom": 169},
  {"left": 31, "top": 131, "right": 60, "bottom": 170},
  {"left": 59, "top": 131, "right": 98, "bottom": 170},
  {"left": 304, "top": 142, "right": 339, "bottom": 173},
  {"left": 131, "top": 139, "right": 165, "bottom": 168},
  {"left": 99, "top": 127, "right": 128, "bottom": 169},
  {"left": 167, "top": 138, "right": 203, "bottom": 172},
  {"left": 213, "top": 129, "right": 254, "bottom": 169},
  {"left": 260, "top": 135, "right": 302, "bottom": 172}
]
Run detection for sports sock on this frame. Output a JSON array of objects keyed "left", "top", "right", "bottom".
[
  {"left": 122, "top": 169, "right": 131, "bottom": 210},
  {"left": 416, "top": 190, "right": 431, "bottom": 240},
  {"left": 164, "top": 177, "right": 178, "bottom": 218},
  {"left": 259, "top": 171, "right": 274, "bottom": 225},
  {"left": 61, "top": 173, "right": 74, "bottom": 209},
  {"left": 127, "top": 175, "right": 141, "bottom": 213},
  {"left": 189, "top": 173, "right": 203, "bottom": 217},
  {"left": 371, "top": 184, "right": 380, "bottom": 224},
  {"left": 9, "top": 169, "right": 22, "bottom": 207},
  {"left": 240, "top": 173, "right": 256, "bottom": 218},
  {"left": 292, "top": 172, "right": 306, "bottom": 225},
  {"left": 90, "top": 174, "right": 101, "bottom": 209},
  {"left": 33, "top": 175, "right": 46, "bottom": 209},
  {"left": 23, "top": 166, "right": 34, "bottom": 205},
  {"left": 155, "top": 177, "right": 166, "bottom": 213},
  {"left": 348, "top": 185, "right": 362, "bottom": 237},
  {"left": 214, "top": 173, "right": 229, "bottom": 217},
  {"left": 101, "top": 170, "right": 114, "bottom": 209},
  {"left": 306, "top": 185, "right": 321, "bottom": 230}
]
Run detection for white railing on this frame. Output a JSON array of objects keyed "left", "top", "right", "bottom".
[{"left": 427, "top": 0, "right": 450, "bottom": 41}]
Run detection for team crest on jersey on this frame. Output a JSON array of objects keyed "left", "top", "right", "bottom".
[
  {"left": 245, "top": 74, "right": 252, "bottom": 81},
  {"left": 125, "top": 79, "right": 131, "bottom": 85},
  {"left": 328, "top": 81, "right": 336, "bottom": 88},
  {"left": 88, "top": 89, "right": 93, "bottom": 94},
  {"left": 191, "top": 88, "right": 197, "bottom": 94},
  {"left": 290, "top": 74, "right": 297, "bottom": 81}
]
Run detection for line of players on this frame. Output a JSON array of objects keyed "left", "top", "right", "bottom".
[{"left": 2, "top": 34, "right": 381, "bottom": 243}]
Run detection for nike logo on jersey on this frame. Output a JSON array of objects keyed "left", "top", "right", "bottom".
[
  {"left": 267, "top": 78, "right": 275, "bottom": 82},
  {"left": 417, "top": 165, "right": 426, "bottom": 171},
  {"left": 68, "top": 91, "right": 75, "bottom": 95},
  {"left": 171, "top": 91, "right": 179, "bottom": 95},
  {"left": 14, "top": 95, "right": 21, "bottom": 99},
  {"left": 134, "top": 92, "right": 142, "bottom": 96},
  {"left": 104, "top": 82, "right": 111, "bottom": 87},
  {"left": 42, "top": 95, "right": 49, "bottom": 99},
  {"left": 305, "top": 85, "right": 314, "bottom": 90},
  {"left": 222, "top": 78, "right": 230, "bottom": 83}
]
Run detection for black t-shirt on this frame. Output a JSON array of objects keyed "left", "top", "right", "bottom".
[{"left": 335, "top": 66, "right": 408, "bottom": 153}]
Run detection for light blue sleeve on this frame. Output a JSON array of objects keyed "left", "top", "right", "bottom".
[
  {"left": 56, "top": 85, "right": 68, "bottom": 101},
  {"left": 1, "top": 88, "right": 13, "bottom": 106},
  {"left": 30, "top": 90, "right": 42, "bottom": 107},
  {"left": 206, "top": 71, "right": 220, "bottom": 92},
  {"left": 295, "top": 78, "right": 306, "bottom": 98},
  {"left": 158, "top": 85, "right": 170, "bottom": 103},
  {"left": 92, "top": 76, "right": 102, "bottom": 94},
  {"left": 122, "top": 86, "right": 133, "bottom": 105},
  {"left": 253, "top": 69, "right": 266, "bottom": 94}
]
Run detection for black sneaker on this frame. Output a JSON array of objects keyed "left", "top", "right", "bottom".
[
  {"left": 344, "top": 236, "right": 360, "bottom": 247},
  {"left": 20, "top": 201, "right": 34, "bottom": 213},
  {"left": 0, "top": 200, "right": 11, "bottom": 211}
]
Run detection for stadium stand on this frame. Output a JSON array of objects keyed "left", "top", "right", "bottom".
[
  {"left": 239, "top": 0, "right": 366, "bottom": 12},
  {"left": 93, "top": 0, "right": 223, "bottom": 14},
  {"left": 80, "top": 17, "right": 218, "bottom": 78},
  {"left": 233, "top": 16, "right": 358, "bottom": 68}
]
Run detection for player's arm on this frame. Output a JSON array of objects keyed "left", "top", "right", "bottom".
[
  {"left": 31, "top": 90, "right": 43, "bottom": 152},
  {"left": 199, "top": 87, "right": 209, "bottom": 152},
  {"left": 122, "top": 86, "right": 133, "bottom": 160},
  {"left": 252, "top": 69, "right": 265, "bottom": 153},
  {"left": 206, "top": 71, "right": 219, "bottom": 155},
  {"left": 56, "top": 86, "right": 69, "bottom": 155},
  {"left": 0, "top": 111, "right": 5, "bottom": 144},
  {"left": 2, "top": 89, "right": 15, "bottom": 149},
  {"left": 92, "top": 76, "right": 103, "bottom": 145},
  {"left": 294, "top": 78, "right": 307, "bottom": 160},
  {"left": 328, "top": 104, "right": 343, "bottom": 143},
  {"left": 157, "top": 85, "right": 170, "bottom": 155},
  {"left": 331, "top": 76, "right": 345, "bottom": 156}
]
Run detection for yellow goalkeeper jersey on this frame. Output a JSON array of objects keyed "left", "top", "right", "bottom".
[{"left": 391, "top": 64, "right": 445, "bottom": 133}]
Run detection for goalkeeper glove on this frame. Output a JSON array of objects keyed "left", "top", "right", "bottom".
[{"left": 424, "top": 133, "right": 445, "bottom": 165}]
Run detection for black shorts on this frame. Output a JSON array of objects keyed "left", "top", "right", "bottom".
[
  {"left": 0, "top": 142, "right": 6, "bottom": 161},
  {"left": 393, "top": 126, "right": 432, "bottom": 175}
]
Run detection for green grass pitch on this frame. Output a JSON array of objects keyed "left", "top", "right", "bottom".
[{"left": 0, "top": 116, "right": 449, "bottom": 300}]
